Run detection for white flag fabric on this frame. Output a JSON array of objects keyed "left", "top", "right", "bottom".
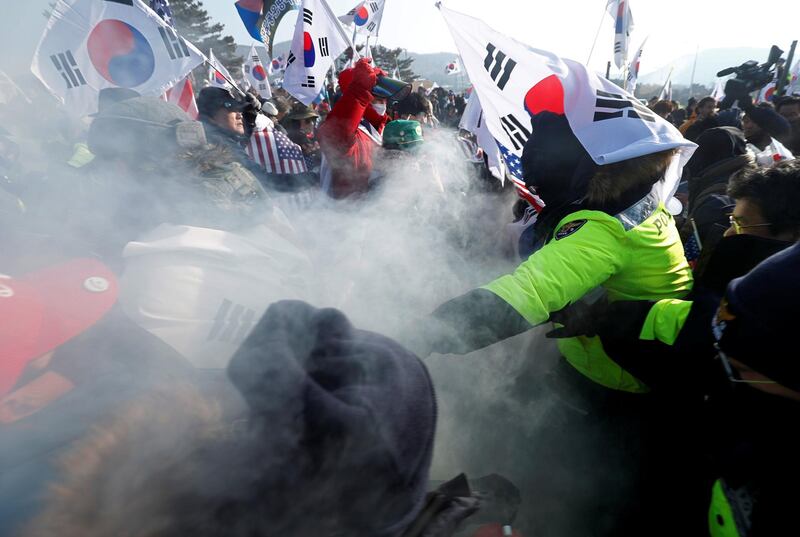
[
  {"left": 439, "top": 4, "right": 694, "bottom": 204},
  {"left": 120, "top": 222, "right": 315, "bottom": 369},
  {"left": 459, "top": 93, "right": 506, "bottom": 183},
  {"left": 624, "top": 38, "right": 646, "bottom": 93},
  {"left": 659, "top": 78, "right": 672, "bottom": 101},
  {"left": 787, "top": 60, "right": 800, "bottom": 96},
  {"left": 445, "top": 58, "right": 462, "bottom": 76},
  {"left": 338, "top": 0, "right": 386, "bottom": 36},
  {"left": 165, "top": 75, "right": 198, "bottom": 118},
  {"left": 243, "top": 44, "right": 272, "bottom": 99},
  {"left": 284, "top": 0, "right": 352, "bottom": 105},
  {"left": 710, "top": 77, "right": 727, "bottom": 102},
  {"left": 208, "top": 49, "right": 233, "bottom": 89},
  {"left": 268, "top": 55, "right": 286, "bottom": 75},
  {"left": 607, "top": 0, "right": 634, "bottom": 69},
  {"left": 756, "top": 72, "right": 778, "bottom": 103},
  {"left": 31, "top": 0, "right": 204, "bottom": 117}
]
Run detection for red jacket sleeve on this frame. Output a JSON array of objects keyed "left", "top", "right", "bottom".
[{"left": 318, "top": 83, "right": 373, "bottom": 154}]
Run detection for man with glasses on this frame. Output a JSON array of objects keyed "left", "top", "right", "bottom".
[{"left": 724, "top": 160, "right": 800, "bottom": 241}]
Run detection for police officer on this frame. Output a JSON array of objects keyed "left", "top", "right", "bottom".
[{"left": 408, "top": 110, "right": 694, "bottom": 535}]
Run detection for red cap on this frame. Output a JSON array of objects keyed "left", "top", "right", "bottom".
[{"left": 0, "top": 259, "right": 118, "bottom": 397}]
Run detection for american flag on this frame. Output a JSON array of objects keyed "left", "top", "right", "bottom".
[
  {"left": 247, "top": 127, "right": 308, "bottom": 174},
  {"left": 149, "top": 0, "right": 174, "bottom": 25},
  {"left": 498, "top": 140, "right": 544, "bottom": 211},
  {"left": 683, "top": 219, "right": 703, "bottom": 270}
]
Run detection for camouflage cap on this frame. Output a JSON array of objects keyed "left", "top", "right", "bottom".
[{"left": 382, "top": 120, "right": 424, "bottom": 151}]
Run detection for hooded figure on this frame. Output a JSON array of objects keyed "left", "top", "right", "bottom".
[
  {"left": 21, "top": 301, "right": 482, "bottom": 537},
  {"left": 680, "top": 127, "right": 755, "bottom": 258},
  {"left": 317, "top": 58, "right": 390, "bottom": 199}
]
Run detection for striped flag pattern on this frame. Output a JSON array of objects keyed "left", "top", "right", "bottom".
[{"left": 247, "top": 127, "right": 309, "bottom": 174}]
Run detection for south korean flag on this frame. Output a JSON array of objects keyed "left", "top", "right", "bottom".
[
  {"left": 31, "top": 0, "right": 204, "bottom": 117},
  {"left": 284, "top": 0, "right": 352, "bottom": 104},
  {"left": 243, "top": 44, "right": 272, "bottom": 99},
  {"left": 338, "top": 0, "right": 386, "bottom": 37},
  {"left": 438, "top": 4, "right": 695, "bottom": 204}
]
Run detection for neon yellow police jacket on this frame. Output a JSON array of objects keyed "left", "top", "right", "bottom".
[{"left": 484, "top": 193, "right": 694, "bottom": 393}]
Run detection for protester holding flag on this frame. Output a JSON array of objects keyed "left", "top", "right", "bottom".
[
  {"left": 317, "top": 58, "right": 390, "bottom": 198},
  {"left": 742, "top": 104, "right": 795, "bottom": 166}
]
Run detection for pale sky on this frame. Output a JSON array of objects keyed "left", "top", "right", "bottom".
[
  {"left": 1, "top": 0, "right": 798, "bottom": 79},
  {"left": 205, "top": 0, "right": 800, "bottom": 77}
]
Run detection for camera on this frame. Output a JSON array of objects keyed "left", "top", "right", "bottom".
[{"left": 716, "top": 45, "right": 784, "bottom": 110}]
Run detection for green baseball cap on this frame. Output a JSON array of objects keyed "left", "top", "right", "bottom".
[{"left": 382, "top": 120, "right": 424, "bottom": 151}]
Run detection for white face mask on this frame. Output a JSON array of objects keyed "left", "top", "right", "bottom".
[{"left": 372, "top": 102, "right": 387, "bottom": 116}]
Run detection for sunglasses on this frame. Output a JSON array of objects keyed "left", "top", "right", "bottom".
[
  {"left": 728, "top": 214, "right": 772, "bottom": 235},
  {"left": 714, "top": 343, "right": 776, "bottom": 385}
]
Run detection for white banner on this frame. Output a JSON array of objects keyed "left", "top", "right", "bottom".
[
  {"left": 32, "top": 0, "right": 203, "bottom": 116},
  {"left": 284, "top": 0, "right": 352, "bottom": 104},
  {"left": 439, "top": 4, "right": 695, "bottom": 203}
]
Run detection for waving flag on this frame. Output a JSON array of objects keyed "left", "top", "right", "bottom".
[
  {"left": 166, "top": 76, "right": 198, "bottom": 118},
  {"left": 339, "top": 0, "right": 386, "bottom": 37},
  {"left": 243, "top": 44, "right": 272, "bottom": 99},
  {"left": 445, "top": 58, "right": 462, "bottom": 75},
  {"left": 459, "top": 92, "right": 506, "bottom": 183},
  {"left": 247, "top": 124, "right": 308, "bottom": 174},
  {"left": 31, "top": 0, "right": 204, "bottom": 116},
  {"left": 756, "top": 72, "right": 778, "bottom": 103},
  {"left": 607, "top": 0, "right": 634, "bottom": 69},
  {"left": 208, "top": 48, "right": 233, "bottom": 89},
  {"left": 438, "top": 4, "right": 695, "bottom": 206},
  {"left": 236, "top": 0, "right": 301, "bottom": 57},
  {"left": 284, "top": 0, "right": 352, "bottom": 104},
  {"left": 268, "top": 55, "right": 286, "bottom": 74},
  {"left": 624, "top": 37, "right": 646, "bottom": 93}
]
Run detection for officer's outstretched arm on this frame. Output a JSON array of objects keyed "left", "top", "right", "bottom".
[{"left": 413, "top": 217, "right": 623, "bottom": 356}]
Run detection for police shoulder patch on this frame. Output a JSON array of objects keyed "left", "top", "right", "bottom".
[{"left": 555, "top": 220, "right": 588, "bottom": 240}]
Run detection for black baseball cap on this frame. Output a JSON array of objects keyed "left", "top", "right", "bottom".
[{"left": 196, "top": 87, "right": 248, "bottom": 117}]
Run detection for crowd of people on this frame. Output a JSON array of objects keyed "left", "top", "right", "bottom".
[{"left": 2, "top": 50, "right": 800, "bottom": 537}]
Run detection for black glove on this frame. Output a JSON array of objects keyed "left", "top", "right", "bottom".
[
  {"left": 546, "top": 299, "right": 655, "bottom": 343},
  {"left": 243, "top": 92, "right": 262, "bottom": 113}
]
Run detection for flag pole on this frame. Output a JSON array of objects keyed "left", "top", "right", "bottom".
[
  {"left": 688, "top": 44, "right": 699, "bottom": 99},
  {"left": 658, "top": 67, "right": 674, "bottom": 100},
  {"left": 586, "top": 0, "right": 609, "bottom": 66}
]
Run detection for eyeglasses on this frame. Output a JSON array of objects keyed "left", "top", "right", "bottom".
[
  {"left": 728, "top": 214, "right": 772, "bottom": 235},
  {"left": 714, "top": 343, "right": 776, "bottom": 385}
]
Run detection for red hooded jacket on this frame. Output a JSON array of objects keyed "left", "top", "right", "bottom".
[{"left": 317, "top": 59, "right": 389, "bottom": 199}]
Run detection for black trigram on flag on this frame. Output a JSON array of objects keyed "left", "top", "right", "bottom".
[
  {"left": 484, "top": 43, "right": 516, "bottom": 91},
  {"left": 367, "top": 21, "right": 377, "bottom": 32},
  {"left": 319, "top": 37, "right": 329, "bottom": 57},
  {"left": 500, "top": 114, "right": 531, "bottom": 151},
  {"left": 303, "top": 8, "right": 313, "bottom": 25},
  {"left": 593, "top": 90, "right": 656, "bottom": 122},
  {"left": 287, "top": 52, "right": 296, "bottom": 66},
  {"left": 258, "top": 83, "right": 267, "bottom": 90},
  {"left": 50, "top": 51, "right": 86, "bottom": 90},
  {"left": 158, "top": 27, "right": 190, "bottom": 60},
  {"left": 301, "top": 75, "right": 316, "bottom": 88},
  {"left": 370, "top": 2, "right": 379, "bottom": 12},
  {"left": 207, "top": 299, "right": 256, "bottom": 343}
]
